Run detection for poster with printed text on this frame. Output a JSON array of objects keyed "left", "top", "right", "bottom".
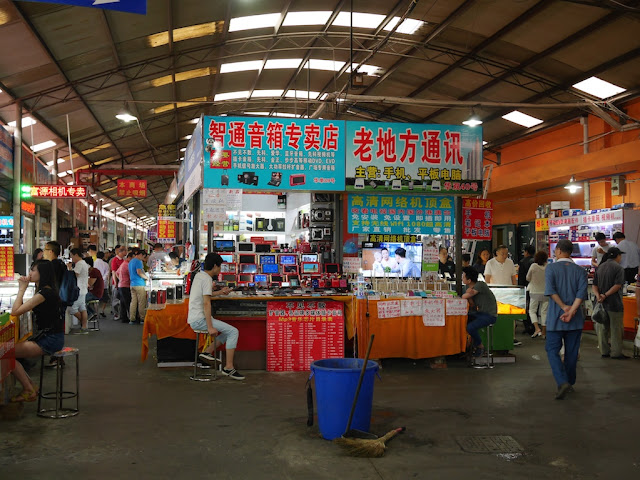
[
  {"left": 346, "top": 122, "right": 482, "bottom": 194},
  {"left": 462, "top": 198, "right": 493, "bottom": 240},
  {"left": 348, "top": 194, "right": 454, "bottom": 236},
  {"left": 203, "top": 116, "right": 345, "bottom": 191}
]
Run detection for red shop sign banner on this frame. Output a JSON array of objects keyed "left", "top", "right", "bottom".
[
  {"left": 117, "top": 179, "right": 148, "bottom": 198},
  {"left": 266, "top": 300, "right": 344, "bottom": 372},
  {"left": 462, "top": 198, "right": 493, "bottom": 240}
]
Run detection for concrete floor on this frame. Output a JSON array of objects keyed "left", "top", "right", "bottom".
[{"left": 2, "top": 316, "right": 640, "bottom": 479}]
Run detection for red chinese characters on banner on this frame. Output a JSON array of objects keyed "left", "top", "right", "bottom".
[
  {"left": 266, "top": 300, "right": 344, "bottom": 372},
  {"left": 462, "top": 198, "right": 493, "bottom": 240},
  {"left": 29, "top": 185, "right": 87, "bottom": 198},
  {"left": 0, "top": 246, "right": 14, "bottom": 281},
  {"left": 117, "top": 179, "right": 148, "bottom": 198}
]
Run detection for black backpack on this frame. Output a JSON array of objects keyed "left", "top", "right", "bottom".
[{"left": 59, "top": 270, "right": 80, "bottom": 307}]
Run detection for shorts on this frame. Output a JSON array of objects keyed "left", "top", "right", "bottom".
[
  {"left": 100, "top": 288, "right": 110, "bottom": 303},
  {"left": 69, "top": 296, "right": 87, "bottom": 315},
  {"left": 34, "top": 332, "right": 65, "bottom": 355}
]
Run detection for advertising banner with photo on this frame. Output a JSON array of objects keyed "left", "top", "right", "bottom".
[
  {"left": 345, "top": 122, "right": 482, "bottom": 194},
  {"left": 348, "top": 194, "right": 454, "bottom": 235},
  {"left": 266, "top": 300, "right": 344, "bottom": 372},
  {"left": 462, "top": 198, "right": 493, "bottom": 240},
  {"left": 202, "top": 116, "right": 346, "bottom": 191}
]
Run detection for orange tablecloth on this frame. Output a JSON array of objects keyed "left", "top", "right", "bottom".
[
  {"left": 141, "top": 295, "right": 357, "bottom": 362},
  {"left": 622, "top": 296, "right": 639, "bottom": 334},
  {"left": 351, "top": 298, "right": 467, "bottom": 359}
]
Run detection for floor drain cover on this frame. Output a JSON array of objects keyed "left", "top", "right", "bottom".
[{"left": 456, "top": 435, "right": 524, "bottom": 454}]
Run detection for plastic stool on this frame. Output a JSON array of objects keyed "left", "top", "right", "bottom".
[
  {"left": 87, "top": 300, "right": 101, "bottom": 331},
  {"left": 37, "top": 347, "right": 79, "bottom": 418},
  {"left": 474, "top": 324, "right": 495, "bottom": 369},
  {"left": 190, "top": 330, "right": 220, "bottom": 382},
  {"left": 634, "top": 318, "right": 639, "bottom": 359}
]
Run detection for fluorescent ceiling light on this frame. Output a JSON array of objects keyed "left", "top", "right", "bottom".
[
  {"left": 249, "top": 112, "right": 270, "bottom": 116},
  {"left": 214, "top": 91, "right": 250, "bottom": 101},
  {"left": 8, "top": 116, "right": 36, "bottom": 128},
  {"left": 102, "top": 203, "right": 112, "bottom": 208},
  {"left": 572, "top": 76, "right": 626, "bottom": 99},
  {"left": 306, "top": 59, "right": 345, "bottom": 72},
  {"left": 264, "top": 58, "right": 303, "bottom": 70},
  {"left": 285, "top": 90, "right": 320, "bottom": 99},
  {"left": 30, "top": 140, "right": 56, "bottom": 152},
  {"left": 57, "top": 172, "right": 67, "bottom": 177},
  {"left": 220, "top": 60, "right": 263, "bottom": 73},
  {"left": 462, "top": 115, "right": 483, "bottom": 127},
  {"left": 180, "top": 147, "right": 186, "bottom": 152},
  {"left": 180, "top": 157, "right": 185, "bottom": 161},
  {"left": 67, "top": 181, "right": 74, "bottom": 185},
  {"left": 81, "top": 143, "right": 111, "bottom": 155},
  {"left": 228, "top": 13, "right": 280, "bottom": 32},
  {"left": 283, "top": 11, "right": 332, "bottom": 26},
  {"left": 183, "top": 135, "right": 192, "bottom": 140},
  {"left": 190, "top": 118, "right": 200, "bottom": 124},
  {"left": 66, "top": 170, "right": 73, "bottom": 174},
  {"left": 147, "top": 21, "right": 223, "bottom": 47},
  {"left": 153, "top": 97, "right": 207, "bottom": 115},
  {"left": 116, "top": 113, "right": 137, "bottom": 122},
  {"left": 348, "top": 64, "right": 382, "bottom": 76},
  {"left": 383, "top": 17, "right": 424, "bottom": 35},
  {"left": 333, "top": 12, "right": 386, "bottom": 29},
  {"left": 251, "top": 89, "right": 285, "bottom": 98},
  {"left": 320, "top": 93, "right": 329, "bottom": 100},
  {"left": 502, "top": 111, "right": 543, "bottom": 128},
  {"left": 128, "top": 207, "right": 135, "bottom": 211},
  {"left": 272, "top": 112, "right": 299, "bottom": 118},
  {"left": 150, "top": 67, "right": 214, "bottom": 87}
]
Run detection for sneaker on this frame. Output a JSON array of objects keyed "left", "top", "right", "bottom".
[
  {"left": 100, "top": 313, "right": 107, "bottom": 318},
  {"left": 72, "top": 328, "right": 89, "bottom": 335},
  {"left": 221, "top": 368, "right": 245, "bottom": 380},
  {"left": 555, "top": 382, "right": 572, "bottom": 400},
  {"left": 513, "top": 339, "right": 523, "bottom": 346},
  {"left": 199, "top": 352, "right": 220, "bottom": 365},
  {"left": 472, "top": 348, "right": 485, "bottom": 358}
]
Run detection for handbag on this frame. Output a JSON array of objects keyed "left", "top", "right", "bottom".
[{"left": 591, "top": 301, "right": 609, "bottom": 324}]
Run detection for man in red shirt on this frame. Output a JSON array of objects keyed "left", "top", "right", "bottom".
[
  {"left": 110, "top": 246, "right": 126, "bottom": 320},
  {"left": 85, "top": 257, "right": 105, "bottom": 319}
]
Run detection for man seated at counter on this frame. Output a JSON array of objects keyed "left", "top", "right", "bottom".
[
  {"left": 187, "top": 253, "right": 245, "bottom": 380},
  {"left": 461, "top": 266, "right": 498, "bottom": 357}
]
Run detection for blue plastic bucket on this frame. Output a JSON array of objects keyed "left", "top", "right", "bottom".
[{"left": 310, "top": 358, "right": 379, "bottom": 440}]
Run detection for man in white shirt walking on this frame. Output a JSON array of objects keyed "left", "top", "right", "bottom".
[
  {"left": 484, "top": 245, "right": 520, "bottom": 345},
  {"left": 187, "top": 253, "right": 245, "bottom": 380},
  {"left": 69, "top": 248, "right": 89, "bottom": 334}
]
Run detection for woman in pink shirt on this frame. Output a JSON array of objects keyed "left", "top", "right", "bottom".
[{"left": 117, "top": 252, "right": 133, "bottom": 324}]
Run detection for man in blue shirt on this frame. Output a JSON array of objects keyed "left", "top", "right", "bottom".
[
  {"left": 545, "top": 239, "right": 588, "bottom": 399},
  {"left": 128, "top": 249, "right": 148, "bottom": 325}
]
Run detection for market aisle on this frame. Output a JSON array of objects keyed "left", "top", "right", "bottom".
[{"left": 2, "top": 319, "right": 639, "bottom": 479}]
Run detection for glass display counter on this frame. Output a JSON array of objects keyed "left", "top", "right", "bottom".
[
  {"left": 0, "top": 282, "right": 35, "bottom": 342},
  {"left": 483, "top": 285, "right": 527, "bottom": 352}
]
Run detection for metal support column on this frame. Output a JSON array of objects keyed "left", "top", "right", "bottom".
[
  {"left": 51, "top": 150, "right": 58, "bottom": 241},
  {"left": 35, "top": 204, "right": 41, "bottom": 248},
  {"left": 454, "top": 196, "right": 463, "bottom": 296},
  {"left": 12, "top": 102, "right": 22, "bottom": 252}
]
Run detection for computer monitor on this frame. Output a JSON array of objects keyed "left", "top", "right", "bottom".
[
  {"left": 218, "top": 253, "right": 234, "bottom": 263},
  {"left": 360, "top": 241, "right": 423, "bottom": 278},
  {"left": 220, "top": 263, "right": 236, "bottom": 273},
  {"left": 238, "top": 242, "right": 255, "bottom": 252},
  {"left": 289, "top": 278, "right": 300, "bottom": 287},
  {"left": 239, "top": 263, "right": 258, "bottom": 274},
  {"left": 239, "top": 254, "right": 256, "bottom": 264},
  {"left": 238, "top": 274, "right": 253, "bottom": 283},
  {"left": 221, "top": 273, "right": 236, "bottom": 283},
  {"left": 270, "top": 274, "right": 283, "bottom": 284},
  {"left": 255, "top": 243, "right": 271, "bottom": 253},
  {"left": 283, "top": 264, "right": 298, "bottom": 274}
]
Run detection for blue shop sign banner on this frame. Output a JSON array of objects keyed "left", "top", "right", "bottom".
[
  {"left": 345, "top": 122, "right": 483, "bottom": 194},
  {"left": 20, "top": 0, "right": 146, "bottom": 14},
  {"left": 203, "top": 116, "right": 345, "bottom": 191},
  {"left": 348, "top": 194, "right": 454, "bottom": 236},
  {"left": 0, "top": 216, "right": 13, "bottom": 228}
]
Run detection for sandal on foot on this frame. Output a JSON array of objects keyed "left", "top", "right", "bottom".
[{"left": 10, "top": 389, "right": 38, "bottom": 403}]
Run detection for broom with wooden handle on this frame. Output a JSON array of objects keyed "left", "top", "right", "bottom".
[{"left": 334, "top": 427, "right": 406, "bottom": 457}]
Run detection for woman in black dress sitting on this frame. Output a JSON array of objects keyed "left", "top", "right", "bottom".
[{"left": 10, "top": 260, "right": 64, "bottom": 402}]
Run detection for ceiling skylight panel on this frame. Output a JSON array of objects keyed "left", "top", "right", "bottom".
[
  {"left": 228, "top": 13, "right": 280, "bottom": 32},
  {"left": 572, "top": 76, "right": 626, "bottom": 99},
  {"left": 502, "top": 111, "right": 543, "bottom": 128},
  {"left": 283, "top": 11, "right": 333, "bottom": 26},
  {"left": 214, "top": 91, "right": 250, "bottom": 101},
  {"left": 8, "top": 116, "right": 36, "bottom": 128},
  {"left": 383, "top": 17, "right": 424, "bottom": 35},
  {"left": 332, "top": 12, "right": 386, "bottom": 28},
  {"left": 147, "top": 22, "right": 223, "bottom": 47},
  {"left": 284, "top": 90, "right": 321, "bottom": 99},
  {"left": 264, "top": 58, "right": 303, "bottom": 70},
  {"left": 30, "top": 140, "right": 56, "bottom": 152},
  {"left": 306, "top": 59, "right": 346, "bottom": 71},
  {"left": 251, "top": 90, "right": 285, "bottom": 98},
  {"left": 220, "top": 60, "right": 263, "bottom": 73}
]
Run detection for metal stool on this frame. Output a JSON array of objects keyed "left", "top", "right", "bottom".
[
  {"left": 634, "top": 317, "right": 639, "bottom": 359},
  {"left": 87, "top": 300, "right": 101, "bottom": 331},
  {"left": 190, "top": 330, "right": 220, "bottom": 382},
  {"left": 37, "top": 347, "right": 79, "bottom": 418},
  {"left": 474, "top": 324, "right": 494, "bottom": 369}
]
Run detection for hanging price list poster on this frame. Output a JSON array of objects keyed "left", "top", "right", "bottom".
[
  {"left": 266, "top": 301, "right": 344, "bottom": 372},
  {"left": 0, "top": 246, "right": 14, "bottom": 281}
]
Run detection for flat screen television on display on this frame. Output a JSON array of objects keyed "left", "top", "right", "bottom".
[
  {"left": 254, "top": 274, "right": 268, "bottom": 283},
  {"left": 221, "top": 273, "right": 236, "bottom": 283},
  {"left": 283, "top": 264, "right": 298, "bottom": 274},
  {"left": 238, "top": 274, "right": 253, "bottom": 283},
  {"left": 301, "top": 254, "right": 319, "bottom": 263},
  {"left": 279, "top": 254, "right": 297, "bottom": 265},
  {"left": 289, "top": 278, "right": 300, "bottom": 287},
  {"left": 220, "top": 263, "right": 236, "bottom": 273},
  {"left": 324, "top": 263, "right": 340, "bottom": 274},
  {"left": 239, "top": 254, "right": 256, "bottom": 264},
  {"left": 361, "top": 242, "right": 423, "bottom": 278},
  {"left": 238, "top": 242, "right": 255, "bottom": 252},
  {"left": 301, "top": 262, "right": 320, "bottom": 274},
  {"left": 239, "top": 263, "right": 258, "bottom": 274},
  {"left": 270, "top": 274, "right": 284, "bottom": 284},
  {"left": 219, "top": 253, "right": 234, "bottom": 263},
  {"left": 255, "top": 243, "right": 271, "bottom": 253},
  {"left": 260, "top": 254, "right": 277, "bottom": 265},
  {"left": 214, "top": 240, "right": 235, "bottom": 252},
  {"left": 262, "top": 263, "right": 280, "bottom": 274}
]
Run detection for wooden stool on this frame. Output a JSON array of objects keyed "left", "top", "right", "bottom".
[
  {"left": 37, "top": 347, "right": 79, "bottom": 418},
  {"left": 190, "top": 330, "right": 220, "bottom": 382},
  {"left": 474, "top": 324, "right": 495, "bottom": 369},
  {"left": 87, "top": 300, "right": 101, "bottom": 331}
]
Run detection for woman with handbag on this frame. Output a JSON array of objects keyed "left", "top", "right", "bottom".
[
  {"left": 10, "top": 260, "right": 64, "bottom": 402},
  {"left": 592, "top": 247, "right": 627, "bottom": 359}
]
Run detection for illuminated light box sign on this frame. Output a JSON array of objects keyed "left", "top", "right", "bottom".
[
  {"left": 462, "top": 198, "right": 493, "bottom": 241},
  {"left": 202, "top": 116, "right": 346, "bottom": 191},
  {"left": 117, "top": 179, "right": 147, "bottom": 198},
  {"left": 345, "top": 122, "right": 483, "bottom": 194},
  {"left": 348, "top": 194, "right": 454, "bottom": 235},
  {"left": 21, "top": 202, "right": 36, "bottom": 215},
  {"left": 0, "top": 217, "right": 13, "bottom": 228},
  {"left": 24, "top": 185, "right": 88, "bottom": 198}
]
